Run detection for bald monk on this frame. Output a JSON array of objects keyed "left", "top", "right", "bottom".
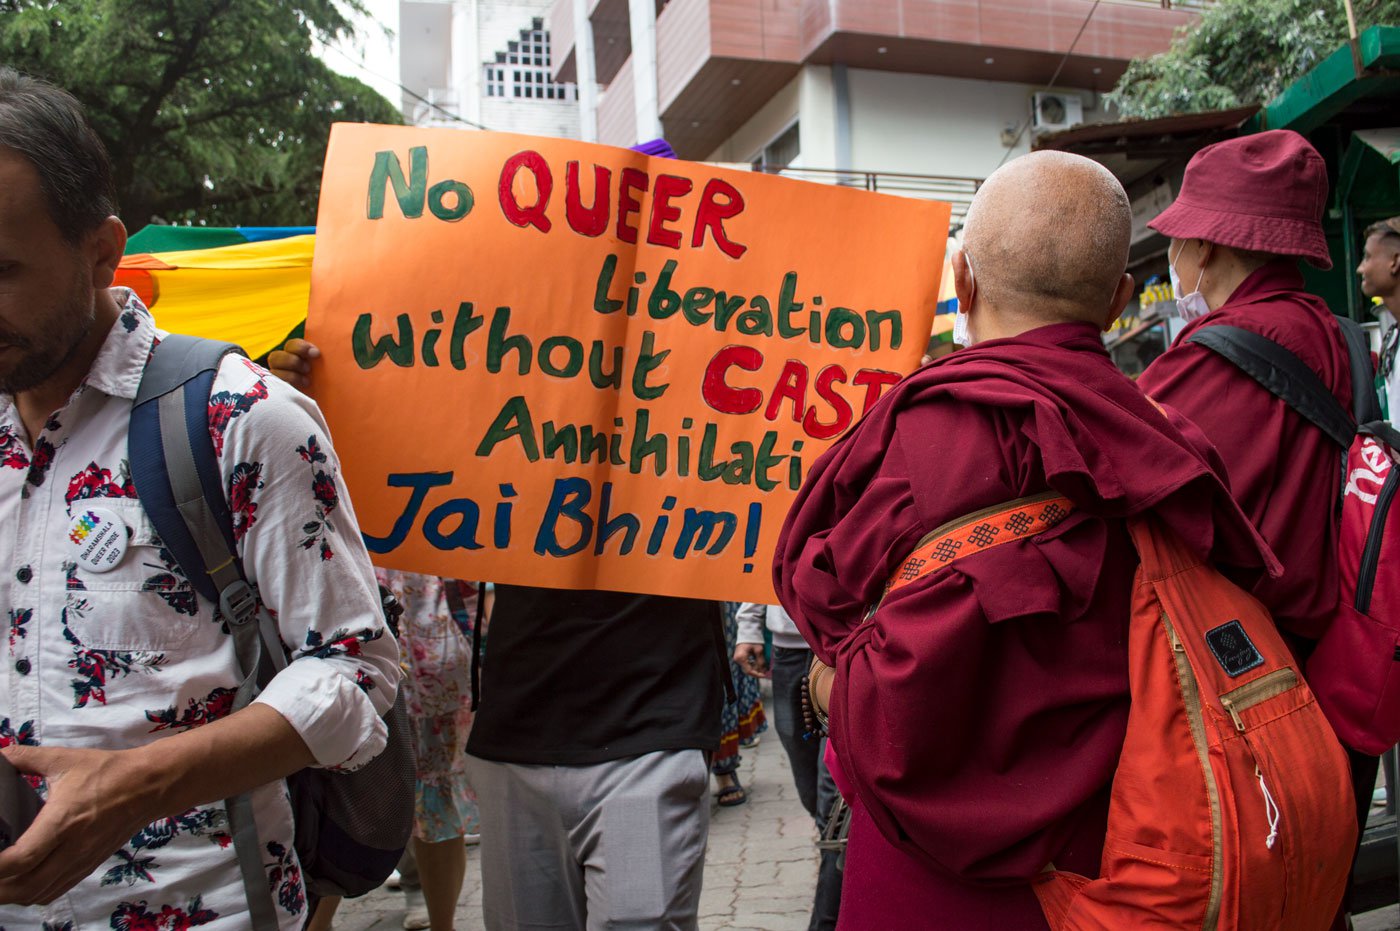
[{"left": 774, "top": 152, "right": 1275, "bottom": 930}]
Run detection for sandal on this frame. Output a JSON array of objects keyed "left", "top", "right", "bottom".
[{"left": 715, "top": 772, "right": 748, "bottom": 807}]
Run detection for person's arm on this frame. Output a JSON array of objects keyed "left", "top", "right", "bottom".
[
  {"left": 219, "top": 356, "right": 399, "bottom": 769},
  {"left": 735, "top": 602, "right": 766, "bottom": 644},
  {"left": 1138, "top": 335, "right": 1276, "bottom": 484},
  {"left": 0, "top": 704, "right": 314, "bottom": 906},
  {"left": 733, "top": 602, "right": 769, "bottom": 677},
  {"left": 807, "top": 656, "right": 833, "bottom": 715}
]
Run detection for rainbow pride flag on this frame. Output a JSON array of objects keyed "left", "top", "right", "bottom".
[{"left": 116, "top": 226, "right": 314, "bottom": 358}]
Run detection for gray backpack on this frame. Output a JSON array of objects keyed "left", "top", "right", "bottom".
[{"left": 128, "top": 334, "right": 414, "bottom": 926}]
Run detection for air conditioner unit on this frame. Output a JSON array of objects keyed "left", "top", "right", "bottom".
[{"left": 1030, "top": 92, "right": 1084, "bottom": 136}]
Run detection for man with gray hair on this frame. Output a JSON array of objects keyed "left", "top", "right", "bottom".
[{"left": 774, "top": 151, "right": 1271, "bottom": 928}]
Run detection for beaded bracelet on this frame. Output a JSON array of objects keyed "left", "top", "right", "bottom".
[{"left": 800, "top": 672, "right": 829, "bottom": 741}]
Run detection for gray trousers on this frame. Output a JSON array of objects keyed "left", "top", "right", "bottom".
[{"left": 465, "top": 749, "right": 710, "bottom": 931}]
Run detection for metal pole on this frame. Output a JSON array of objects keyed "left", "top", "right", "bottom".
[{"left": 1391, "top": 744, "right": 1400, "bottom": 913}]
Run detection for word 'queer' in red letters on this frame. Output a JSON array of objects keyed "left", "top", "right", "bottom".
[{"left": 498, "top": 151, "right": 748, "bottom": 259}]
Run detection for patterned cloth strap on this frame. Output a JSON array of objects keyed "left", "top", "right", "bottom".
[{"left": 880, "top": 491, "right": 1075, "bottom": 604}]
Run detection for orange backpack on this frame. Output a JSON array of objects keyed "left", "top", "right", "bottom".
[
  {"left": 884, "top": 494, "right": 1358, "bottom": 929},
  {"left": 1033, "top": 507, "right": 1356, "bottom": 929}
]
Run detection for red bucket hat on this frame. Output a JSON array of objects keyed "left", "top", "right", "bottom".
[{"left": 1149, "top": 129, "right": 1332, "bottom": 270}]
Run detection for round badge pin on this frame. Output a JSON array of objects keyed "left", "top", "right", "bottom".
[{"left": 67, "top": 506, "right": 129, "bottom": 573}]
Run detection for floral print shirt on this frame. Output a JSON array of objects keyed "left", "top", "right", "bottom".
[
  {"left": 0, "top": 292, "right": 400, "bottom": 929},
  {"left": 374, "top": 571, "right": 478, "bottom": 842}
]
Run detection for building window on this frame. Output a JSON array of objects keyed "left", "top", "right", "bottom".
[
  {"left": 753, "top": 122, "right": 800, "bottom": 172},
  {"left": 485, "top": 18, "right": 577, "bottom": 102},
  {"left": 485, "top": 65, "right": 506, "bottom": 98}
]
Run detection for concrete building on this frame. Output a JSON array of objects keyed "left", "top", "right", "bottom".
[
  {"left": 548, "top": 0, "right": 1207, "bottom": 219},
  {"left": 326, "top": 0, "right": 582, "bottom": 139}
]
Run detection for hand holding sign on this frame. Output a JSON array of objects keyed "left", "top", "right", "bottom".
[{"left": 267, "top": 339, "right": 320, "bottom": 391}]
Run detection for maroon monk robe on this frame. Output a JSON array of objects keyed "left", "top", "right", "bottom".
[
  {"left": 775, "top": 321, "right": 1275, "bottom": 930},
  {"left": 1140, "top": 260, "right": 1352, "bottom": 642}
]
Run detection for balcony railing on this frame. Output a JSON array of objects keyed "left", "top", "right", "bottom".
[
  {"left": 408, "top": 88, "right": 460, "bottom": 128},
  {"left": 754, "top": 166, "right": 982, "bottom": 225}
]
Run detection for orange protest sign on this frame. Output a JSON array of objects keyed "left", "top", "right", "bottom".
[{"left": 307, "top": 124, "right": 948, "bottom": 602}]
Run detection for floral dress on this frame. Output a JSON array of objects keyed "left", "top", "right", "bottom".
[
  {"left": 713, "top": 601, "right": 767, "bottom": 775},
  {"left": 377, "top": 570, "right": 481, "bottom": 842}
]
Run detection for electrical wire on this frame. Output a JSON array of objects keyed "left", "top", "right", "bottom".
[
  {"left": 321, "top": 42, "right": 496, "bottom": 131},
  {"left": 996, "top": 0, "right": 1102, "bottom": 168}
]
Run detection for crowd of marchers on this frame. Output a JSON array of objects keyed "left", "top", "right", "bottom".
[{"left": 4, "top": 66, "right": 1400, "bottom": 931}]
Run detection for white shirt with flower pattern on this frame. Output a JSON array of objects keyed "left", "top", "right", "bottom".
[{"left": 0, "top": 291, "right": 400, "bottom": 930}]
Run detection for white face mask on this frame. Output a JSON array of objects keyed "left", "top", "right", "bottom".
[
  {"left": 1169, "top": 241, "right": 1210, "bottom": 321},
  {"left": 952, "top": 307, "right": 970, "bottom": 347},
  {"left": 953, "top": 255, "right": 976, "bottom": 347}
]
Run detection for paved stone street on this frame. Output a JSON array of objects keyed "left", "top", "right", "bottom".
[
  {"left": 332, "top": 691, "right": 1400, "bottom": 931},
  {"left": 334, "top": 682, "right": 822, "bottom": 931},
  {"left": 1358, "top": 905, "right": 1400, "bottom": 930}
]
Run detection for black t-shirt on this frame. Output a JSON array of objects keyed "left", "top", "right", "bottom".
[{"left": 465, "top": 585, "right": 725, "bottom": 766}]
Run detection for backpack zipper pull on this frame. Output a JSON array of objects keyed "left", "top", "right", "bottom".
[{"left": 1221, "top": 697, "right": 1246, "bottom": 733}]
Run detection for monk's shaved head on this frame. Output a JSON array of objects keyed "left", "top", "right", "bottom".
[{"left": 962, "top": 151, "right": 1131, "bottom": 327}]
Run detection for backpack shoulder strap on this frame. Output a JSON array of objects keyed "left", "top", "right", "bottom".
[
  {"left": 130, "top": 334, "right": 246, "bottom": 608},
  {"left": 129, "top": 332, "right": 287, "bottom": 676},
  {"left": 1337, "top": 317, "right": 1384, "bottom": 426},
  {"left": 128, "top": 334, "right": 282, "bottom": 931},
  {"left": 1330, "top": 318, "right": 1400, "bottom": 449},
  {"left": 1188, "top": 325, "right": 1355, "bottom": 449},
  {"left": 133, "top": 333, "right": 240, "bottom": 407},
  {"left": 1327, "top": 316, "right": 1400, "bottom": 450}
]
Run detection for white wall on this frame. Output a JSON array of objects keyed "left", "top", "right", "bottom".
[
  {"left": 395, "top": 0, "right": 580, "bottom": 138},
  {"left": 704, "top": 66, "right": 837, "bottom": 169},
  {"left": 481, "top": 95, "right": 582, "bottom": 139},
  {"left": 706, "top": 72, "right": 800, "bottom": 164},
  {"left": 473, "top": 0, "right": 580, "bottom": 139},
  {"left": 477, "top": 0, "right": 553, "bottom": 63},
  {"left": 705, "top": 65, "right": 1110, "bottom": 181},
  {"left": 846, "top": 69, "right": 1110, "bottom": 179},
  {"left": 797, "top": 66, "right": 837, "bottom": 170},
  {"left": 399, "top": 1, "right": 453, "bottom": 118}
]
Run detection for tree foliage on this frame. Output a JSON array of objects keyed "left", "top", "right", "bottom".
[
  {"left": 1108, "top": 0, "right": 1400, "bottom": 120},
  {"left": 0, "top": 0, "right": 403, "bottom": 228}
]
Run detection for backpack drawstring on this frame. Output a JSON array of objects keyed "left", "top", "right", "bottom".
[{"left": 1256, "top": 765, "right": 1280, "bottom": 850}]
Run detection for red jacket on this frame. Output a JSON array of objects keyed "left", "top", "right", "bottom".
[{"left": 1140, "top": 261, "right": 1351, "bottom": 641}]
